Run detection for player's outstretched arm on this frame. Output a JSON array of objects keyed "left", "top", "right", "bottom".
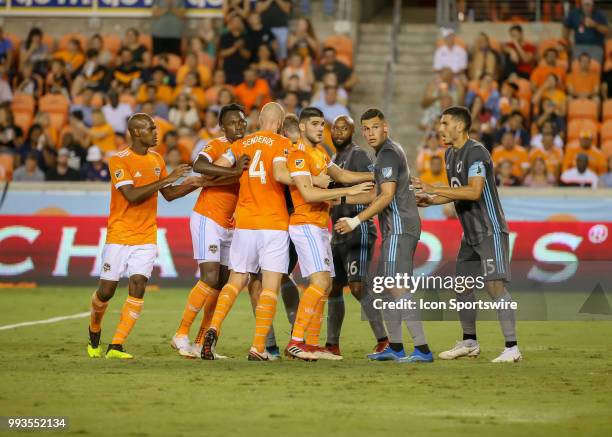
[
  {"left": 118, "top": 164, "right": 191, "bottom": 204},
  {"left": 273, "top": 161, "right": 295, "bottom": 185},
  {"left": 194, "top": 154, "right": 249, "bottom": 178},
  {"left": 412, "top": 176, "right": 484, "bottom": 202},
  {"left": 327, "top": 163, "right": 375, "bottom": 184},
  {"left": 334, "top": 181, "right": 395, "bottom": 234},
  {"left": 292, "top": 174, "right": 374, "bottom": 203},
  {"left": 415, "top": 192, "right": 453, "bottom": 207}
]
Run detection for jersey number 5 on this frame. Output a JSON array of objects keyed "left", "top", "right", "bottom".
[{"left": 249, "top": 149, "right": 266, "bottom": 184}]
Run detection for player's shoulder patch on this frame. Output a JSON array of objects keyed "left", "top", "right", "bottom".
[
  {"left": 114, "top": 168, "right": 124, "bottom": 180},
  {"left": 294, "top": 158, "right": 305, "bottom": 169},
  {"left": 381, "top": 167, "right": 393, "bottom": 178}
]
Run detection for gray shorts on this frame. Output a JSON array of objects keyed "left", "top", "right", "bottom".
[
  {"left": 456, "top": 233, "right": 511, "bottom": 282},
  {"left": 377, "top": 234, "right": 419, "bottom": 277}
]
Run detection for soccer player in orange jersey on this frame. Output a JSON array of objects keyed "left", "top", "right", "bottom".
[
  {"left": 171, "top": 104, "right": 250, "bottom": 358},
  {"left": 283, "top": 107, "right": 375, "bottom": 360},
  {"left": 87, "top": 113, "right": 196, "bottom": 359}
]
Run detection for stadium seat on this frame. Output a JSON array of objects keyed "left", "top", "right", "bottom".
[
  {"left": 39, "top": 93, "right": 70, "bottom": 113},
  {"left": 102, "top": 34, "right": 122, "bottom": 55},
  {"left": 177, "top": 136, "right": 195, "bottom": 162},
  {"left": 13, "top": 111, "right": 33, "bottom": 134},
  {"left": 324, "top": 35, "right": 353, "bottom": 67},
  {"left": 42, "top": 34, "right": 56, "bottom": 51},
  {"left": 567, "top": 119, "right": 599, "bottom": 141},
  {"left": 0, "top": 153, "right": 14, "bottom": 181},
  {"left": 58, "top": 33, "right": 87, "bottom": 51},
  {"left": 568, "top": 99, "right": 598, "bottom": 121},
  {"left": 606, "top": 39, "right": 612, "bottom": 61},
  {"left": 603, "top": 100, "right": 612, "bottom": 121},
  {"left": 602, "top": 139, "right": 612, "bottom": 158},
  {"left": 537, "top": 38, "right": 567, "bottom": 57},
  {"left": 11, "top": 93, "right": 35, "bottom": 115},
  {"left": 601, "top": 119, "right": 612, "bottom": 142}
]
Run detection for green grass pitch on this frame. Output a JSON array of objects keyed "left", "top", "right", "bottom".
[{"left": 1, "top": 286, "right": 611, "bottom": 436}]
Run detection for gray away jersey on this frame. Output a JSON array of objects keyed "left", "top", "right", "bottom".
[
  {"left": 374, "top": 139, "right": 421, "bottom": 239},
  {"left": 331, "top": 143, "right": 377, "bottom": 244},
  {"left": 444, "top": 138, "right": 509, "bottom": 245}
]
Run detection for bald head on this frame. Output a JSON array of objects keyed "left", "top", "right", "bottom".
[
  {"left": 259, "top": 102, "right": 285, "bottom": 133},
  {"left": 127, "top": 113, "right": 157, "bottom": 148},
  {"left": 331, "top": 114, "right": 355, "bottom": 149}
]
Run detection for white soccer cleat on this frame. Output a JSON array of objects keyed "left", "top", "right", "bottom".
[
  {"left": 491, "top": 346, "right": 522, "bottom": 363},
  {"left": 171, "top": 335, "right": 197, "bottom": 358},
  {"left": 191, "top": 343, "right": 228, "bottom": 360},
  {"left": 247, "top": 347, "right": 273, "bottom": 361},
  {"left": 309, "top": 345, "right": 343, "bottom": 361},
  {"left": 438, "top": 340, "right": 480, "bottom": 360}
]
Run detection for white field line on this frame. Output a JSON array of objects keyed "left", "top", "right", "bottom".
[{"left": 0, "top": 312, "right": 89, "bottom": 331}]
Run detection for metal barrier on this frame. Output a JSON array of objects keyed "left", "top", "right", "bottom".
[{"left": 437, "top": 0, "right": 570, "bottom": 25}]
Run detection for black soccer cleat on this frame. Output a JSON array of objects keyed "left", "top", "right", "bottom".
[{"left": 201, "top": 329, "right": 217, "bottom": 360}]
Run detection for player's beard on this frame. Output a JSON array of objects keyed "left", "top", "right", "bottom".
[{"left": 333, "top": 137, "right": 351, "bottom": 150}]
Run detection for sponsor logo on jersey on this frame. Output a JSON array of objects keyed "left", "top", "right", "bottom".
[
  {"left": 295, "top": 159, "right": 305, "bottom": 169},
  {"left": 208, "top": 244, "right": 218, "bottom": 254},
  {"left": 115, "top": 169, "right": 124, "bottom": 180},
  {"left": 382, "top": 167, "right": 393, "bottom": 178}
]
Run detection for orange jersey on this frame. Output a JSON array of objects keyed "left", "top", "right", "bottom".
[
  {"left": 562, "top": 145, "right": 607, "bottom": 175},
  {"left": 492, "top": 145, "right": 530, "bottom": 178},
  {"left": 193, "top": 137, "right": 239, "bottom": 229},
  {"left": 287, "top": 143, "right": 332, "bottom": 229},
  {"left": 226, "top": 130, "right": 291, "bottom": 230},
  {"left": 107, "top": 148, "right": 167, "bottom": 245}
]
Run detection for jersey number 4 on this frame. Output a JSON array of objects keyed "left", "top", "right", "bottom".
[{"left": 249, "top": 149, "right": 267, "bottom": 184}]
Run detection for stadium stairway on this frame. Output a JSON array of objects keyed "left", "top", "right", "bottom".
[{"left": 351, "top": 19, "right": 437, "bottom": 164}]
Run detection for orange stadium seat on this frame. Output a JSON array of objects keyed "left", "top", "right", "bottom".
[
  {"left": 537, "top": 38, "right": 567, "bottom": 57},
  {"left": 102, "top": 34, "right": 122, "bottom": 55},
  {"left": 568, "top": 99, "right": 598, "bottom": 121},
  {"left": 13, "top": 112, "right": 33, "bottom": 134},
  {"left": 603, "top": 100, "right": 612, "bottom": 121},
  {"left": 177, "top": 136, "right": 196, "bottom": 162},
  {"left": 11, "top": 93, "right": 35, "bottom": 115},
  {"left": 567, "top": 119, "right": 599, "bottom": 141},
  {"left": 325, "top": 35, "right": 353, "bottom": 67},
  {"left": 601, "top": 119, "right": 612, "bottom": 142},
  {"left": 58, "top": 33, "right": 87, "bottom": 51},
  {"left": 42, "top": 34, "right": 55, "bottom": 51},
  {"left": 602, "top": 140, "right": 612, "bottom": 158},
  {"left": 0, "top": 153, "right": 14, "bottom": 181},
  {"left": 39, "top": 93, "right": 70, "bottom": 115},
  {"left": 606, "top": 39, "right": 612, "bottom": 60}
]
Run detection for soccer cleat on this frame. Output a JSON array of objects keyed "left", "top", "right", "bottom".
[
  {"left": 87, "top": 329, "right": 101, "bottom": 358},
  {"left": 307, "top": 345, "right": 343, "bottom": 361},
  {"left": 491, "top": 346, "right": 522, "bottom": 363},
  {"left": 367, "top": 345, "right": 406, "bottom": 361},
  {"left": 192, "top": 343, "right": 228, "bottom": 360},
  {"left": 105, "top": 344, "right": 133, "bottom": 359},
  {"left": 171, "top": 334, "right": 197, "bottom": 358},
  {"left": 438, "top": 340, "right": 480, "bottom": 360},
  {"left": 201, "top": 329, "right": 218, "bottom": 360},
  {"left": 373, "top": 339, "right": 390, "bottom": 354},
  {"left": 284, "top": 340, "right": 317, "bottom": 361},
  {"left": 398, "top": 348, "right": 434, "bottom": 363},
  {"left": 265, "top": 345, "right": 281, "bottom": 361},
  {"left": 324, "top": 343, "right": 343, "bottom": 359},
  {"left": 247, "top": 347, "right": 272, "bottom": 361}
]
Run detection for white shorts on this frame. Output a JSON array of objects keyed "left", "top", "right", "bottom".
[
  {"left": 229, "top": 228, "right": 289, "bottom": 274},
  {"left": 99, "top": 244, "right": 157, "bottom": 281},
  {"left": 289, "top": 224, "right": 335, "bottom": 278},
  {"left": 190, "top": 212, "right": 233, "bottom": 266}
]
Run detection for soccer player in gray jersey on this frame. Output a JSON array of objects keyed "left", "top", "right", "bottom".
[
  {"left": 325, "top": 115, "right": 389, "bottom": 359},
  {"left": 413, "top": 106, "right": 521, "bottom": 363},
  {"left": 335, "top": 108, "right": 432, "bottom": 363}
]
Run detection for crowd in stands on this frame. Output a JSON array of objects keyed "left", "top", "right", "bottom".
[
  {"left": 0, "top": 0, "right": 356, "bottom": 182},
  {"left": 419, "top": 0, "right": 612, "bottom": 189}
]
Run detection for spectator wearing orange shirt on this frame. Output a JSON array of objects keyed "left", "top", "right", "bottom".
[
  {"left": 176, "top": 51, "right": 211, "bottom": 87},
  {"left": 419, "top": 155, "right": 448, "bottom": 186},
  {"left": 234, "top": 67, "right": 271, "bottom": 114},
  {"left": 172, "top": 72, "right": 207, "bottom": 109},
  {"left": 528, "top": 128, "right": 563, "bottom": 178},
  {"left": 530, "top": 48, "right": 566, "bottom": 89},
  {"left": 416, "top": 132, "right": 446, "bottom": 174},
  {"left": 533, "top": 74, "right": 567, "bottom": 117},
  {"left": 562, "top": 130, "right": 607, "bottom": 175},
  {"left": 492, "top": 131, "right": 530, "bottom": 179},
  {"left": 54, "top": 38, "right": 85, "bottom": 76},
  {"left": 87, "top": 110, "right": 116, "bottom": 154},
  {"left": 136, "top": 68, "right": 174, "bottom": 105},
  {"left": 566, "top": 52, "right": 600, "bottom": 104}
]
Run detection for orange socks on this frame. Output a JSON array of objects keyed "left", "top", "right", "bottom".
[
  {"left": 209, "top": 283, "right": 240, "bottom": 334},
  {"left": 305, "top": 296, "right": 327, "bottom": 346},
  {"left": 194, "top": 289, "right": 219, "bottom": 345},
  {"left": 89, "top": 291, "right": 109, "bottom": 333},
  {"left": 111, "top": 296, "right": 144, "bottom": 345},
  {"left": 252, "top": 289, "right": 278, "bottom": 353},
  {"left": 292, "top": 284, "right": 326, "bottom": 342},
  {"left": 176, "top": 281, "right": 218, "bottom": 337}
]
